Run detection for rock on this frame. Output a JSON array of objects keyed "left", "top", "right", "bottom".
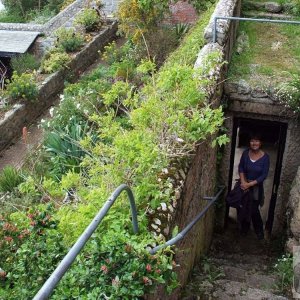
[
  {"left": 286, "top": 238, "right": 300, "bottom": 253},
  {"left": 236, "top": 31, "right": 249, "bottom": 54},
  {"left": 251, "top": 88, "right": 268, "bottom": 98},
  {"left": 265, "top": 2, "right": 282, "bottom": 13},
  {"left": 237, "top": 80, "right": 251, "bottom": 95}
]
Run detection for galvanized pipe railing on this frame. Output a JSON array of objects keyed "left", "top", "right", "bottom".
[
  {"left": 213, "top": 16, "right": 300, "bottom": 43},
  {"left": 34, "top": 184, "right": 225, "bottom": 299},
  {"left": 149, "top": 186, "right": 225, "bottom": 254},
  {"left": 33, "top": 184, "right": 138, "bottom": 300}
]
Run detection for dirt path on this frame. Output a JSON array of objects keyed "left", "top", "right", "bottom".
[{"left": 0, "top": 109, "right": 51, "bottom": 171}]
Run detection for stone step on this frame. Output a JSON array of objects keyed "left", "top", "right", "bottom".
[
  {"left": 210, "top": 253, "right": 275, "bottom": 270},
  {"left": 243, "top": 11, "right": 293, "bottom": 20},
  {"left": 212, "top": 279, "right": 289, "bottom": 299}
]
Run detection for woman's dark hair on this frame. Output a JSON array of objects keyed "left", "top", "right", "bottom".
[{"left": 249, "top": 132, "right": 263, "bottom": 141}]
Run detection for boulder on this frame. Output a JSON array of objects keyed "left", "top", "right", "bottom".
[{"left": 265, "top": 2, "right": 282, "bottom": 13}]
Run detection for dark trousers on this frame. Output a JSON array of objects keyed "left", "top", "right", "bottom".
[{"left": 241, "top": 200, "right": 263, "bottom": 235}]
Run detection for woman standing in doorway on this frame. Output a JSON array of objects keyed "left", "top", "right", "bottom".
[{"left": 238, "top": 133, "right": 270, "bottom": 239}]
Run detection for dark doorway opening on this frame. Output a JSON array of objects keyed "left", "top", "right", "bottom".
[
  {"left": 226, "top": 118, "right": 287, "bottom": 235},
  {"left": 0, "top": 56, "right": 12, "bottom": 88}
]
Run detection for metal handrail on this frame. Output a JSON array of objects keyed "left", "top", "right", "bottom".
[
  {"left": 33, "top": 184, "right": 138, "bottom": 300},
  {"left": 213, "top": 16, "right": 300, "bottom": 43},
  {"left": 149, "top": 186, "right": 225, "bottom": 254},
  {"left": 34, "top": 184, "right": 225, "bottom": 299}
]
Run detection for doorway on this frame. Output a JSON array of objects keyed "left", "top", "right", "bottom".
[{"left": 226, "top": 118, "right": 287, "bottom": 235}]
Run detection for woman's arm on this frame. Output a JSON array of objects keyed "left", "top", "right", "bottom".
[{"left": 240, "top": 174, "right": 257, "bottom": 190}]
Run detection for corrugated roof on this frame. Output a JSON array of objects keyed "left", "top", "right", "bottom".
[{"left": 0, "top": 30, "right": 40, "bottom": 55}]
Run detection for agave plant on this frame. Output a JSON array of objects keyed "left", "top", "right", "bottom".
[{"left": 43, "top": 117, "right": 96, "bottom": 178}]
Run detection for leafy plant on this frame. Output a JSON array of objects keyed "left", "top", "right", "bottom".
[
  {"left": 274, "top": 254, "right": 293, "bottom": 294},
  {"left": 40, "top": 49, "right": 71, "bottom": 73},
  {"left": 11, "top": 53, "right": 40, "bottom": 75},
  {"left": 0, "top": 205, "right": 66, "bottom": 299},
  {"left": 276, "top": 72, "right": 300, "bottom": 115},
  {"left": 117, "top": 0, "right": 172, "bottom": 42},
  {"left": 43, "top": 117, "right": 94, "bottom": 178},
  {"left": 175, "top": 23, "right": 190, "bottom": 41},
  {"left": 5, "top": 72, "right": 38, "bottom": 101},
  {"left": 0, "top": 166, "right": 24, "bottom": 192},
  {"left": 55, "top": 28, "right": 84, "bottom": 53},
  {"left": 188, "top": 0, "right": 216, "bottom": 12},
  {"left": 74, "top": 7, "right": 102, "bottom": 32}
]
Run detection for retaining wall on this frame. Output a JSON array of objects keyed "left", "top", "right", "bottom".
[{"left": 0, "top": 22, "right": 118, "bottom": 151}]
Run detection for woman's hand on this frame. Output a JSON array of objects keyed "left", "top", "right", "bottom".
[{"left": 240, "top": 181, "right": 256, "bottom": 190}]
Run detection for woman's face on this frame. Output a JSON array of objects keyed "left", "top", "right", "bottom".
[{"left": 250, "top": 138, "right": 261, "bottom": 151}]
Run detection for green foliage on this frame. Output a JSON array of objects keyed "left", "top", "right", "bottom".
[
  {"left": 2, "top": 0, "right": 66, "bottom": 22},
  {"left": 117, "top": 0, "right": 172, "bottom": 41},
  {"left": 40, "top": 49, "right": 71, "bottom": 73},
  {"left": 174, "top": 23, "right": 191, "bottom": 41},
  {"left": 11, "top": 53, "right": 40, "bottom": 75},
  {"left": 276, "top": 72, "right": 300, "bottom": 115},
  {"left": 5, "top": 72, "right": 38, "bottom": 101},
  {"left": 188, "top": 0, "right": 216, "bottom": 12},
  {"left": 0, "top": 205, "right": 66, "bottom": 299},
  {"left": 0, "top": 166, "right": 24, "bottom": 192},
  {"left": 55, "top": 28, "right": 84, "bottom": 53},
  {"left": 43, "top": 117, "right": 94, "bottom": 178},
  {"left": 273, "top": 254, "right": 293, "bottom": 294},
  {"left": 74, "top": 8, "right": 102, "bottom": 32},
  {"left": 52, "top": 232, "right": 177, "bottom": 299}
]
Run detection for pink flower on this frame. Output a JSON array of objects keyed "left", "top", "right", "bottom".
[
  {"left": 146, "top": 264, "right": 152, "bottom": 272},
  {"left": 143, "top": 276, "right": 152, "bottom": 285},
  {"left": 4, "top": 236, "right": 13, "bottom": 243},
  {"left": 101, "top": 265, "right": 108, "bottom": 274},
  {"left": 112, "top": 276, "right": 120, "bottom": 287}
]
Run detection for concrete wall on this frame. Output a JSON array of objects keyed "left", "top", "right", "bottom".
[{"left": 0, "top": 22, "right": 118, "bottom": 151}]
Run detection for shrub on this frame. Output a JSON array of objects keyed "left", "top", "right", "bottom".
[
  {"left": 274, "top": 254, "right": 293, "bottom": 294},
  {"left": 5, "top": 72, "right": 38, "bottom": 101},
  {"left": 117, "top": 0, "right": 171, "bottom": 41},
  {"left": 55, "top": 28, "right": 84, "bottom": 53},
  {"left": 74, "top": 8, "right": 102, "bottom": 32},
  {"left": 0, "top": 166, "right": 24, "bottom": 193},
  {"left": 11, "top": 53, "right": 40, "bottom": 75},
  {"left": 276, "top": 72, "right": 300, "bottom": 115},
  {"left": 40, "top": 49, "right": 71, "bottom": 73}
]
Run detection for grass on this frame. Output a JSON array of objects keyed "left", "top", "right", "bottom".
[{"left": 228, "top": 20, "right": 300, "bottom": 87}]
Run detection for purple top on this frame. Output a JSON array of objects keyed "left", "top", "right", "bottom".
[{"left": 238, "top": 149, "right": 270, "bottom": 184}]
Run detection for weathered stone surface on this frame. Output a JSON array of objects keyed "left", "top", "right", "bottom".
[
  {"left": 288, "top": 167, "right": 300, "bottom": 240},
  {"left": 265, "top": 2, "right": 282, "bottom": 13},
  {"left": 204, "top": 0, "right": 241, "bottom": 45},
  {"left": 246, "top": 274, "right": 276, "bottom": 291}
]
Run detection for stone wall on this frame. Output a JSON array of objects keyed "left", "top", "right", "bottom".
[
  {"left": 286, "top": 167, "right": 300, "bottom": 251},
  {"left": 147, "top": 0, "right": 242, "bottom": 297},
  {"left": 0, "top": 22, "right": 118, "bottom": 151}
]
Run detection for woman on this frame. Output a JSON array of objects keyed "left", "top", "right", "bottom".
[{"left": 238, "top": 133, "right": 270, "bottom": 239}]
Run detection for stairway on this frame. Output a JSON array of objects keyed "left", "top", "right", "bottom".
[{"left": 182, "top": 221, "right": 290, "bottom": 299}]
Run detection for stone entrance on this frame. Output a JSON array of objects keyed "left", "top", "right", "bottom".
[
  {"left": 227, "top": 118, "right": 287, "bottom": 235},
  {"left": 220, "top": 90, "right": 300, "bottom": 236}
]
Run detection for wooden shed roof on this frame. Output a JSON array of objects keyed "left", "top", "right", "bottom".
[{"left": 0, "top": 30, "right": 40, "bottom": 57}]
